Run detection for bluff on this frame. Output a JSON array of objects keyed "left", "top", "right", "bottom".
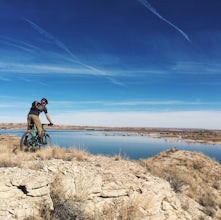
[{"left": 0, "top": 134, "right": 221, "bottom": 219}]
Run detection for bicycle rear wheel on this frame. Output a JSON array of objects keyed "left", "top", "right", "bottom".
[
  {"left": 42, "top": 133, "right": 51, "bottom": 147},
  {"left": 20, "top": 132, "right": 33, "bottom": 151}
]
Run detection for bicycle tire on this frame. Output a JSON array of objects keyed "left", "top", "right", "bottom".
[
  {"left": 20, "top": 131, "right": 33, "bottom": 151},
  {"left": 42, "top": 133, "right": 51, "bottom": 147}
]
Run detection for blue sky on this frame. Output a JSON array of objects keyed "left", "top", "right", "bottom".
[{"left": 1, "top": 0, "right": 221, "bottom": 129}]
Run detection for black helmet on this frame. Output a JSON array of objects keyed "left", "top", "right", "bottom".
[{"left": 41, "top": 98, "right": 48, "bottom": 105}]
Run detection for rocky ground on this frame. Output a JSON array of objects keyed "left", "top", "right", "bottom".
[{"left": 0, "top": 134, "right": 221, "bottom": 219}]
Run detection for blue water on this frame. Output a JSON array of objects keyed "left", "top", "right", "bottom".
[{"left": 1, "top": 129, "right": 221, "bottom": 163}]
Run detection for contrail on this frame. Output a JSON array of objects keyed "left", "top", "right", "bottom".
[
  {"left": 106, "top": 77, "right": 126, "bottom": 86},
  {"left": 24, "top": 18, "right": 110, "bottom": 76},
  {"left": 0, "top": 35, "right": 38, "bottom": 53},
  {"left": 24, "top": 18, "right": 81, "bottom": 62},
  {"left": 137, "top": 0, "right": 191, "bottom": 42}
]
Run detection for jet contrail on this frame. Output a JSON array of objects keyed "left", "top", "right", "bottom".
[
  {"left": 24, "top": 18, "right": 110, "bottom": 76},
  {"left": 24, "top": 18, "right": 80, "bottom": 60},
  {"left": 0, "top": 35, "right": 39, "bottom": 53},
  {"left": 137, "top": 0, "right": 190, "bottom": 42}
]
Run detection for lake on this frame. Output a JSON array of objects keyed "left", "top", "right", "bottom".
[{"left": 1, "top": 129, "right": 221, "bottom": 163}]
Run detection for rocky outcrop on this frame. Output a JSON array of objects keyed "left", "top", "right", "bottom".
[
  {"left": 141, "top": 148, "right": 221, "bottom": 220},
  {"left": 1, "top": 149, "right": 219, "bottom": 220},
  {"left": 0, "top": 134, "right": 220, "bottom": 220},
  {"left": 0, "top": 167, "right": 53, "bottom": 219}
]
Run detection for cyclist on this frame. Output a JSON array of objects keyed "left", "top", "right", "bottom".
[{"left": 27, "top": 98, "right": 53, "bottom": 144}]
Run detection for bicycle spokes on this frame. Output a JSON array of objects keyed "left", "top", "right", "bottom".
[{"left": 20, "top": 124, "right": 51, "bottom": 151}]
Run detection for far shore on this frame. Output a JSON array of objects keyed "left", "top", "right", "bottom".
[{"left": 0, "top": 123, "right": 221, "bottom": 145}]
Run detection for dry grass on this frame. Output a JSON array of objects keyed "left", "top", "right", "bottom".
[
  {"left": 35, "top": 146, "right": 88, "bottom": 162},
  {"left": 0, "top": 134, "right": 88, "bottom": 168},
  {"left": 101, "top": 197, "right": 145, "bottom": 220},
  {"left": 49, "top": 174, "right": 77, "bottom": 219},
  {"left": 49, "top": 174, "right": 93, "bottom": 220},
  {"left": 0, "top": 143, "right": 23, "bottom": 167},
  {"left": 114, "top": 151, "right": 129, "bottom": 161},
  {"left": 140, "top": 148, "right": 221, "bottom": 219},
  {"left": 48, "top": 173, "right": 145, "bottom": 220},
  {"left": 0, "top": 145, "right": 88, "bottom": 168},
  {"left": 114, "top": 154, "right": 121, "bottom": 161}
]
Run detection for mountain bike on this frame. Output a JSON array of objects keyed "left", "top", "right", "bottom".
[{"left": 20, "top": 123, "right": 52, "bottom": 152}]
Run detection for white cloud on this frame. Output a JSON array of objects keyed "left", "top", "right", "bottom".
[
  {"left": 0, "top": 76, "right": 10, "bottom": 81},
  {"left": 0, "top": 104, "right": 17, "bottom": 108},
  {"left": 53, "top": 110, "right": 221, "bottom": 129},
  {"left": 104, "top": 100, "right": 214, "bottom": 106},
  {"left": 50, "top": 99, "right": 216, "bottom": 107},
  {"left": 1, "top": 108, "right": 220, "bottom": 129},
  {"left": 0, "top": 62, "right": 111, "bottom": 76}
]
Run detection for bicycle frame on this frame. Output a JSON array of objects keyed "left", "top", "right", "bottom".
[{"left": 20, "top": 123, "right": 51, "bottom": 151}]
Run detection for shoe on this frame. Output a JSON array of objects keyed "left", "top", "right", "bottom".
[{"left": 37, "top": 137, "right": 43, "bottom": 146}]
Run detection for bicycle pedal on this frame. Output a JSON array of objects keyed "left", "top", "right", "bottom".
[{"left": 30, "top": 148, "right": 36, "bottom": 152}]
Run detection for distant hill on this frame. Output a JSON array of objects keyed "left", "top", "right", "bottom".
[{"left": 1, "top": 123, "right": 221, "bottom": 144}]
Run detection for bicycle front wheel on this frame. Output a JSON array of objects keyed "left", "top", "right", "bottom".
[
  {"left": 42, "top": 133, "right": 51, "bottom": 147},
  {"left": 20, "top": 132, "right": 33, "bottom": 151}
]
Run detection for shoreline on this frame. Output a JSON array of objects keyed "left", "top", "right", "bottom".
[
  {"left": 0, "top": 123, "right": 221, "bottom": 145},
  {"left": 147, "top": 134, "right": 221, "bottom": 145}
]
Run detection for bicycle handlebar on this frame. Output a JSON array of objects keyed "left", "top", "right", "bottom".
[{"left": 42, "top": 123, "right": 53, "bottom": 127}]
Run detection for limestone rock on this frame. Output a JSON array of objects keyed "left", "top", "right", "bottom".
[{"left": 0, "top": 151, "right": 219, "bottom": 219}]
